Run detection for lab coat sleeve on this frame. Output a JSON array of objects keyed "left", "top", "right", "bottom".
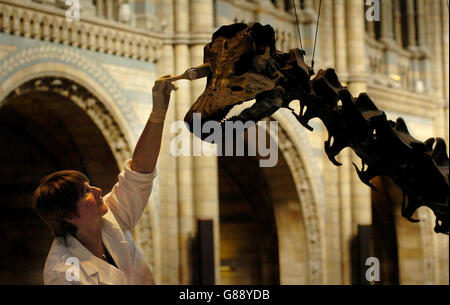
[{"left": 104, "top": 159, "right": 157, "bottom": 231}]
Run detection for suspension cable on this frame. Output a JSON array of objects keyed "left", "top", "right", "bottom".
[
  {"left": 292, "top": 0, "right": 304, "bottom": 52},
  {"left": 311, "top": 0, "right": 322, "bottom": 69}
]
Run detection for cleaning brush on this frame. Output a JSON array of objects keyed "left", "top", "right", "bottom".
[{"left": 163, "top": 63, "right": 212, "bottom": 82}]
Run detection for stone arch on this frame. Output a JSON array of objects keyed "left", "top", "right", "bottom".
[
  {"left": 272, "top": 109, "right": 324, "bottom": 208},
  {"left": 218, "top": 112, "right": 326, "bottom": 284},
  {"left": 0, "top": 43, "right": 161, "bottom": 280},
  {"left": 0, "top": 75, "right": 134, "bottom": 284},
  {"left": 270, "top": 110, "right": 327, "bottom": 284},
  {"left": 1, "top": 76, "right": 132, "bottom": 167},
  {"left": 0, "top": 44, "right": 140, "bottom": 145},
  {"left": 218, "top": 154, "right": 280, "bottom": 285}
]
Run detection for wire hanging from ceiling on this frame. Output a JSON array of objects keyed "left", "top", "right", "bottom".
[
  {"left": 311, "top": 0, "right": 322, "bottom": 69},
  {"left": 291, "top": 0, "right": 304, "bottom": 51},
  {"left": 291, "top": 0, "right": 323, "bottom": 69}
]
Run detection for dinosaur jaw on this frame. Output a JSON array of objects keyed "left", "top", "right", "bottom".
[{"left": 184, "top": 99, "right": 259, "bottom": 141}]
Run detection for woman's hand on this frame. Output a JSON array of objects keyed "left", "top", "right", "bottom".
[{"left": 149, "top": 75, "right": 179, "bottom": 123}]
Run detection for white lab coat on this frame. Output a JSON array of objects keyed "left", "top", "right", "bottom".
[{"left": 43, "top": 160, "right": 157, "bottom": 285}]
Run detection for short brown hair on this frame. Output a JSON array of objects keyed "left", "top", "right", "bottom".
[{"left": 32, "top": 170, "right": 89, "bottom": 237}]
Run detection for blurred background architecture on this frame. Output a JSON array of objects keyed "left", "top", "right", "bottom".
[{"left": 0, "top": 0, "right": 448, "bottom": 284}]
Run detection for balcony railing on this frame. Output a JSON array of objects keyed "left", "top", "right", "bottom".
[{"left": 0, "top": 0, "right": 163, "bottom": 62}]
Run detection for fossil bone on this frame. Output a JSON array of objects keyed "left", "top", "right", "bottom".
[{"left": 183, "top": 23, "right": 449, "bottom": 234}]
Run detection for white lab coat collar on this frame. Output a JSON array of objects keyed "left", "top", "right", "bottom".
[
  {"left": 102, "top": 210, "right": 154, "bottom": 283},
  {"left": 101, "top": 212, "right": 133, "bottom": 275},
  {"left": 64, "top": 211, "right": 131, "bottom": 285}
]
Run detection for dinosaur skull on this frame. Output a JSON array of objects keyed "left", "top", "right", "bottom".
[{"left": 184, "top": 23, "right": 284, "bottom": 139}]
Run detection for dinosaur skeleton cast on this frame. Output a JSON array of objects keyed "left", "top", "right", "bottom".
[{"left": 181, "top": 23, "right": 449, "bottom": 234}]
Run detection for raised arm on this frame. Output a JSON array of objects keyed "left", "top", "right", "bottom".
[{"left": 130, "top": 76, "right": 178, "bottom": 174}]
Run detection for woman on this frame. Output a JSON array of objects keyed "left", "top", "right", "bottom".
[{"left": 32, "top": 76, "right": 177, "bottom": 285}]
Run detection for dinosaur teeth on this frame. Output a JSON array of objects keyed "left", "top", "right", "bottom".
[{"left": 223, "top": 99, "right": 256, "bottom": 122}]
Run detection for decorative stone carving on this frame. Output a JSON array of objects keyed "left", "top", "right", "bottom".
[
  {"left": 118, "top": 1, "right": 132, "bottom": 24},
  {"left": 133, "top": 0, "right": 169, "bottom": 32},
  {"left": 134, "top": 204, "right": 155, "bottom": 270},
  {"left": 79, "top": 0, "right": 96, "bottom": 18},
  {"left": 0, "top": 1, "right": 163, "bottom": 62},
  {"left": 3, "top": 76, "right": 132, "bottom": 166},
  {"left": 418, "top": 208, "right": 438, "bottom": 284},
  {"left": 373, "top": 39, "right": 427, "bottom": 92},
  {"left": 367, "top": 84, "right": 436, "bottom": 119},
  {"left": 278, "top": 126, "right": 325, "bottom": 284}
]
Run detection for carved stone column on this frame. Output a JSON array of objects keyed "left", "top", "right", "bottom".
[
  {"left": 431, "top": 0, "right": 448, "bottom": 149},
  {"left": 303, "top": 0, "right": 314, "bottom": 10},
  {"left": 157, "top": 46, "right": 178, "bottom": 286},
  {"left": 406, "top": 0, "right": 422, "bottom": 92},
  {"left": 288, "top": 0, "right": 300, "bottom": 13},
  {"left": 416, "top": 0, "right": 431, "bottom": 93},
  {"left": 443, "top": 0, "right": 450, "bottom": 164},
  {"left": 285, "top": 0, "right": 293, "bottom": 11},
  {"left": 334, "top": 0, "right": 351, "bottom": 284},
  {"left": 337, "top": 148, "right": 352, "bottom": 284},
  {"left": 153, "top": 0, "right": 177, "bottom": 285},
  {"left": 323, "top": 128, "right": 342, "bottom": 284},
  {"left": 96, "top": 0, "right": 104, "bottom": 18},
  {"left": 430, "top": 0, "right": 444, "bottom": 99},
  {"left": 441, "top": 0, "right": 449, "bottom": 105},
  {"left": 170, "top": 0, "right": 192, "bottom": 285},
  {"left": 175, "top": 54, "right": 194, "bottom": 283},
  {"left": 79, "top": 0, "right": 96, "bottom": 18},
  {"left": 440, "top": 4, "right": 450, "bottom": 225},
  {"left": 320, "top": 0, "right": 340, "bottom": 283},
  {"left": 441, "top": 1, "right": 450, "bottom": 148},
  {"left": 381, "top": 0, "right": 400, "bottom": 89},
  {"left": 175, "top": 41, "right": 195, "bottom": 282},
  {"left": 346, "top": 0, "right": 367, "bottom": 91},
  {"left": 255, "top": 0, "right": 276, "bottom": 24},
  {"left": 334, "top": 0, "right": 347, "bottom": 78},
  {"left": 393, "top": 0, "right": 403, "bottom": 47},
  {"left": 319, "top": 0, "right": 335, "bottom": 68},
  {"left": 380, "top": 0, "right": 394, "bottom": 42},
  {"left": 134, "top": 0, "right": 153, "bottom": 29},
  {"left": 301, "top": 0, "right": 317, "bottom": 59},
  {"left": 405, "top": 0, "right": 417, "bottom": 50},
  {"left": 345, "top": 0, "right": 371, "bottom": 270},
  {"left": 104, "top": 0, "right": 115, "bottom": 20},
  {"left": 189, "top": 0, "right": 220, "bottom": 285},
  {"left": 366, "top": 15, "right": 375, "bottom": 39},
  {"left": 133, "top": 0, "right": 168, "bottom": 32},
  {"left": 274, "top": 0, "right": 285, "bottom": 11},
  {"left": 416, "top": 0, "right": 426, "bottom": 48}
]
